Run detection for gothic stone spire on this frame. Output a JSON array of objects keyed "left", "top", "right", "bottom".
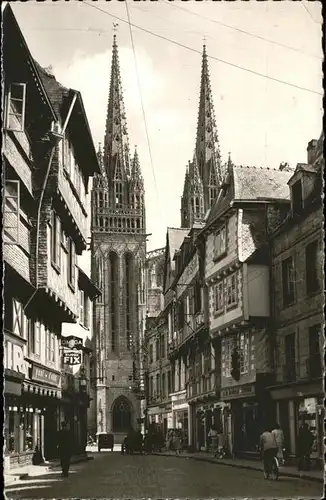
[
  {"left": 195, "top": 44, "right": 222, "bottom": 212},
  {"left": 103, "top": 33, "right": 131, "bottom": 184}
]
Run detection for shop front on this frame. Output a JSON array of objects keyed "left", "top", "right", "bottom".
[
  {"left": 221, "top": 382, "right": 274, "bottom": 456},
  {"left": 24, "top": 363, "right": 62, "bottom": 461},
  {"left": 171, "top": 390, "right": 189, "bottom": 445},
  {"left": 4, "top": 369, "right": 25, "bottom": 471},
  {"left": 191, "top": 402, "right": 226, "bottom": 452},
  {"left": 270, "top": 380, "right": 324, "bottom": 466}
]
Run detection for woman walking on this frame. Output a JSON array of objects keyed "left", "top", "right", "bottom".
[
  {"left": 208, "top": 426, "right": 219, "bottom": 458},
  {"left": 172, "top": 431, "right": 181, "bottom": 455}
]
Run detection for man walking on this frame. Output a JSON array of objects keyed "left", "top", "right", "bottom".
[{"left": 58, "top": 422, "right": 73, "bottom": 477}]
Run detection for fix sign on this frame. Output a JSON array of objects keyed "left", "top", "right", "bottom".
[{"left": 63, "top": 351, "right": 82, "bottom": 366}]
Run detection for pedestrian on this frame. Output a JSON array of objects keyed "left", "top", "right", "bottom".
[
  {"left": 172, "top": 431, "right": 181, "bottom": 455},
  {"left": 271, "top": 423, "right": 285, "bottom": 465},
  {"left": 297, "top": 422, "right": 314, "bottom": 471},
  {"left": 57, "top": 422, "right": 73, "bottom": 477},
  {"left": 259, "top": 425, "right": 278, "bottom": 480},
  {"left": 208, "top": 425, "right": 218, "bottom": 457}
]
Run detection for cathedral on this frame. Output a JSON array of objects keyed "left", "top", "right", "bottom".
[
  {"left": 181, "top": 44, "right": 223, "bottom": 228},
  {"left": 91, "top": 34, "right": 147, "bottom": 441}
]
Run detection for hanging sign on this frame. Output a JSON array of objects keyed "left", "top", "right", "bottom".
[
  {"left": 63, "top": 351, "right": 82, "bottom": 365},
  {"left": 61, "top": 336, "right": 83, "bottom": 350}
]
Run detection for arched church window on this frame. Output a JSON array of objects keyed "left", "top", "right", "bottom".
[
  {"left": 112, "top": 397, "right": 132, "bottom": 433},
  {"left": 109, "top": 252, "right": 119, "bottom": 352},
  {"left": 98, "top": 192, "right": 103, "bottom": 208}
]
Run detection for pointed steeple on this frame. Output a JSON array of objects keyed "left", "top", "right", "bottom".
[
  {"left": 130, "top": 146, "right": 144, "bottom": 191},
  {"left": 194, "top": 44, "right": 222, "bottom": 211},
  {"left": 180, "top": 44, "right": 222, "bottom": 227},
  {"left": 91, "top": 32, "right": 146, "bottom": 236},
  {"left": 94, "top": 142, "right": 108, "bottom": 188},
  {"left": 103, "top": 33, "right": 131, "bottom": 184}
]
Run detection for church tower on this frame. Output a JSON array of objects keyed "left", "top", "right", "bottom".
[
  {"left": 181, "top": 44, "right": 223, "bottom": 228},
  {"left": 91, "top": 34, "right": 147, "bottom": 440}
]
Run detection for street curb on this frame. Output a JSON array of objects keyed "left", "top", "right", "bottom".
[
  {"left": 47, "top": 455, "right": 94, "bottom": 469},
  {"left": 152, "top": 452, "right": 323, "bottom": 483}
]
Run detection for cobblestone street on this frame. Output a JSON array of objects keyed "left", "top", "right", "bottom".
[{"left": 5, "top": 452, "right": 322, "bottom": 499}]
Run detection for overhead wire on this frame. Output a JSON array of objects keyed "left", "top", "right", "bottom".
[
  {"left": 163, "top": 0, "right": 322, "bottom": 60},
  {"left": 124, "top": 0, "right": 161, "bottom": 216},
  {"left": 82, "top": 1, "right": 322, "bottom": 97}
]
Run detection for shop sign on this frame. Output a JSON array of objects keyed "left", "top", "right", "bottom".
[
  {"left": 31, "top": 365, "right": 60, "bottom": 387},
  {"left": 63, "top": 351, "right": 82, "bottom": 366},
  {"left": 221, "top": 384, "right": 255, "bottom": 400},
  {"left": 61, "top": 336, "right": 83, "bottom": 350}
]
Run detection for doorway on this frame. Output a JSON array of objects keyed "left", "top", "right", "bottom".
[{"left": 112, "top": 396, "right": 132, "bottom": 433}]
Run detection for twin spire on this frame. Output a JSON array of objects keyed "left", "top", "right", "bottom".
[
  {"left": 181, "top": 44, "right": 224, "bottom": 228},
  {"left": 95, "top": 33, "right": 144, "bottom": 192}
]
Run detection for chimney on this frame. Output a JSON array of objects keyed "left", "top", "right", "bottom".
[
  {"left": 307, "top": 139, "right": 317, "bottom": 165},
  {"left": 279, "top": 162, "right": 292, "bottom": 172}
]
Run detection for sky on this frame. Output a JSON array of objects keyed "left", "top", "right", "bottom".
[{"left": 9, "top": 0, "right": 323, "bottom": 253}]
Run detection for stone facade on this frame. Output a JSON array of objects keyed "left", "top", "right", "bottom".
[
  {"left": 269, "top": 136, "right": 324, "bottom": 465},
  {"left": 91, "top": 35, "right": 147, "bottom": 441}
]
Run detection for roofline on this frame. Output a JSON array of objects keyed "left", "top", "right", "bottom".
[
  {"left": 77, "top": 266, "right": 102, "bottom": 298},
  {"left": 4, "top": 4, "right": 57, "bottom": 122},
  {"left": 70, "top": 90, "right": 100, "bottom": 174}
]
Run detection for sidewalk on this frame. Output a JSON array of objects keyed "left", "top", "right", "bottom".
[
  {"left": 4, "top": 454, "right": 93, "bottom": 487},
  {"left": 152, "top": 450, "right": 324, "bottom": 483}
]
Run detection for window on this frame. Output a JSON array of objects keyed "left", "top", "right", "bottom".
[
  {"left": 239, "top": 333, "right": 249, "bottom": 374},
  {"left": 194, "top": 281, "right": 202, "bottom": 314},
  {"left": 305, "top": 241, "right": 321, "bottom": 294},
  {"left": 162, "top": 373, "right": 166, "bottom": 399},
  {"left": 13, "top": 299, "right": 24, "bottom": 337},
  {"left": 149, "top": 344, "right": 153, "bottom": 364},
  {"left": 50, "top": 211, "right": 61, "bottom": 269},
  {"left": 292, "top": 180, "right": 303, "bottom": 214},
  {"left": 79, "top": 290, "right": 85, "bottom": 325},
  {"left": 67, "top": 238, "right": 76, "bottom": 289},
  {"left": 6, "top": 83, "right": 26, "bottom": 132},
  {"left": 222, "top": 332, "right": 249, "bottom": 378},
  {"left": 150, "top": 376, "right": 154, "bottom": 399},
  {"left": 28, "top": 320, "right": 41, "bottom": 356},
  {"left": 79, "top": 290, "right": 89, "bottom": 327},
  {"left": 282, "top": 257, "right": 295, "bottom": 306},
  {"left": 176, "top": 300, "right": 185, "bottom": 330},
  {"left": 308, "top": 325, "right": 322, "bottom": 378},
  {"left": 156, "top": 374, "right": 160, "bottom": 398},
  {"left": 214, "top": 282, "right": 224, "bottom": 313},
  {"left": 214, "top": 225, "right": 227, "bottom": 259},
  {"left": 167, "top": 371, "right": 172, "bottom": 395},
  {"left": 45, "top": 329, "right": 56, "bottom": 363},
  {"left": 155, "top": 339, "right": 160, "bottom": 361},
  {"left": 284, "top": 333, "right": 296, "bottom": 382},
  {"left": 115, "top": 182, "right": 123, "bottom": 208},
  {"left": 226, "top": 273, "right": 237, "bottom": 308},
  {"left": 4, "top": 180, "right": 20, "bottom": 244}
]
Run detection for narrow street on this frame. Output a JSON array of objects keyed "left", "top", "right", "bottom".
[{"left": 6, "top": 452, "right": 322, "bottom": 499}]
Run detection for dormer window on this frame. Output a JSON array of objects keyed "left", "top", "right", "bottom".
[{"left": 292, "top": 179, "right": 303, "bottom": 214}]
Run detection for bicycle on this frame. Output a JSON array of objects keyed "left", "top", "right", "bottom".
[{"left": 270, "top": 455, "right": 279, "bottom": 480}]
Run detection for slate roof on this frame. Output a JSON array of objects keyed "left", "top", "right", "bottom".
[
  {"left": 206, "top": 165, "right": 292, "bottom": 229},
  {"left": 233, "top": 165, "right": 291, "bottom": 202},
  {"left": 33, "top": 60, "right": 69, "bottom": 118}
]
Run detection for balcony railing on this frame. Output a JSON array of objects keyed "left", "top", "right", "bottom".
[{"left": 306, "top": 354, "right": 323, "bottom": 379}]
